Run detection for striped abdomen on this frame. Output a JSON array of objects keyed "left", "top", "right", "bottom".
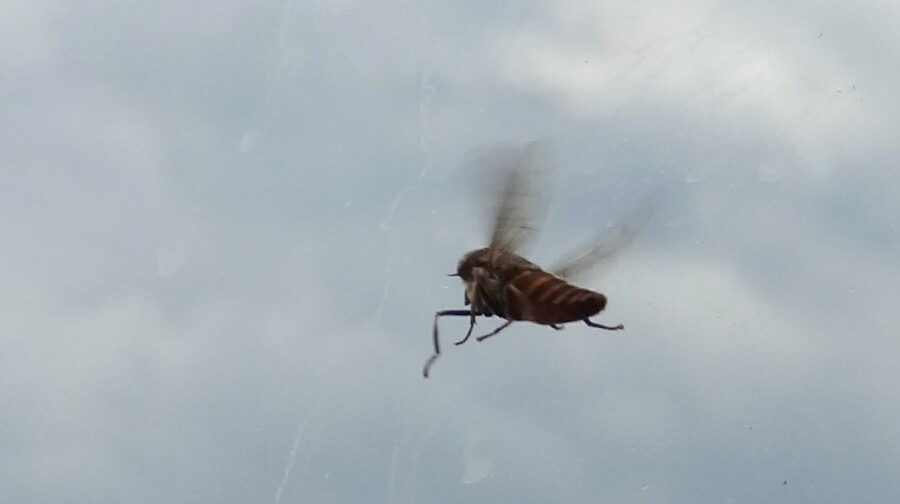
[{"left": 506, "top": 270, "right": 607, "bottom": 325}]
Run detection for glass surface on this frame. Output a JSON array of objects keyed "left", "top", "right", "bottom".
[{"left": 2, "top": 1, "right": 898, "bottom": 502}]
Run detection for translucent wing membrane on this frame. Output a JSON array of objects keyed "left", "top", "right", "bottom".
[
  {"left": 486, "top": 141, "right": 548, "bottom": 264},
  {"left": 550, "top": 205, "right": 654, "bottom": 282}
]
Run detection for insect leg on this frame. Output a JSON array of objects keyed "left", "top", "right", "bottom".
[
  {"left": 475, "top": 320, "right": 513, "bottom": 342},
  {"left": 453, "top": 317, "right": 478, "bottom": 346},
  {"left": 550, "top": 324, "right": 564, "bottom": 330},
  {"left": 583, "top": 318, "right": 624, "bottom": 331},
  {"left": 453, "top": 302, "right": 480, "bottom": 346},
  {"left": 423, "top": 309, "right": 472, "bottom": 378}
]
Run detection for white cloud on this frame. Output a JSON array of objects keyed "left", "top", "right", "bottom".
[{"left": 491, "top": 0, "right": 894, "bottom": 178}]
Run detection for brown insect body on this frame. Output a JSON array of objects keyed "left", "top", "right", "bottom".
[{"left": 457, "top": 247, "right": 607, "bottom": 326}]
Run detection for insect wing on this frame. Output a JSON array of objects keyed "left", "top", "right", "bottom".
[
  {"left": 486, "top": 142, "right": 548, "bottom": 265},
  {"left": 550, "top": 205, "right": 654, "bottom": 282}
]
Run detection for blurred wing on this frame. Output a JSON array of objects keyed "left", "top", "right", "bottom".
[
  {"left": 487, "top": 141, "right": 547, "bottom": 263},
  {"left": 551, "top": 205, "right": 654, "bottom": 282}
]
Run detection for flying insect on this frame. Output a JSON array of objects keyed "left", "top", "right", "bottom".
[{"left": 423, "top": 143, "right": 645, "bottom": 378}]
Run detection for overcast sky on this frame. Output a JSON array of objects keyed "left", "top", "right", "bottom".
[{"left": 2, "top": 0, "right": 899, "bottom": 502}]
